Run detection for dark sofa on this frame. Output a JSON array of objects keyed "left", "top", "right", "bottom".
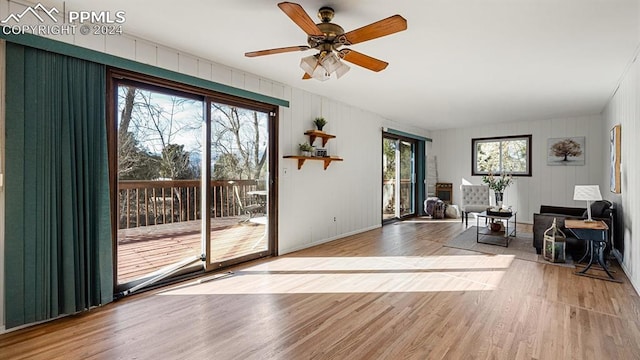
[{"left": 532, "top": 200, "right": 614, "bottom": 259}]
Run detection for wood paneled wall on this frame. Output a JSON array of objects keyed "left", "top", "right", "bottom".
[{"left": 603, "top": 52, "right": 640, "bottom": 295}]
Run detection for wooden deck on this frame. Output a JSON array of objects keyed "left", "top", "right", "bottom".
[{"left": 117, "top": 217, "right": 267, "bottom": 283}]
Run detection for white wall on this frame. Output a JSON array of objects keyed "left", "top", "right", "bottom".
[
  {"left": 431, "top": 114, "right": 605, "bottom": 224},
  {"left": 277, "top": 93, "right": 398, "bottom": 254},
  {"left": 603, "top": 52, "right": 640, "bottom": 294},
  {"left": 278, "top": 97, "right": 431, "bottom": 255},
  {"left": 0, "top": 1, "right": 431, "bottom": 329}
]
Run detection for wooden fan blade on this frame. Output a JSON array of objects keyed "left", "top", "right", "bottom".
[
  {"left": 245, "top": 45, "right": 310, "bottom": 57},
  {"left": 339, "top": 49, "right": 388, "bottom": 72},
  {"left": 278, "top": 2, "right": 324, "bottom": 36},
  {"left": 343, "top": 15, "right": 407, "bottom": 45},
  {"left": 302, "top": 73, "right": 312, "bottom": 79}
]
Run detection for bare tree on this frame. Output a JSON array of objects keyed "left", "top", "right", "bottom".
[
  {"left": 117, "top": 86, "right": 202, "bottom": 179},
  {"left": 130, "top": 91, "right": 201, "bottom": 154},
  {"left": 211, "top": 103, "right": 267, "bottom": 180},
  {"left": 116, "top": 86, "right": 202, "bottom": 225},
  {"left": 252, "top": 111, "right": 268, "bottom": 179},
  {"left": 118, "top": 86, "right": 136, "bottom": 136}
]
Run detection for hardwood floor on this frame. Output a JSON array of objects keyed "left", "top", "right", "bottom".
[{"left": 2, "top": 220, "right": 640, "bottom": 359}]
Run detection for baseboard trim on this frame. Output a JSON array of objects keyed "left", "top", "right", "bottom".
[
  {"left": 0, "top": 313, "right": 66, "bottom": 334},
  {"left": 278, "top": 224, "right": 382, "bottom": 255}
]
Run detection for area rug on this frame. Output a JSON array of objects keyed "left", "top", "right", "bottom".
[{"left": 444, "top": 226, "right": 574, "bottom": 268}]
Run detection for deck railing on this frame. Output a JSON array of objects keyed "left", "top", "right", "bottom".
[{"left": 118, "top": 179, "right": 261, "bottom": 229}]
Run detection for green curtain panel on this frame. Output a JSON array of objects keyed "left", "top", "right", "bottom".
[{"left": 4, "top": 43, "right": 113, "bottom": 328}]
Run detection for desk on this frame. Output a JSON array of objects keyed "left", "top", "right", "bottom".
[{"left": 565, "top": 220, "right": 620, "bottom": 282}]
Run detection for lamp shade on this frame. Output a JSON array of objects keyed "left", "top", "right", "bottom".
[
  {"left": 300, "top": 51, "right": 350, "bottom": 81},
  {"left": 320, "top": 52, "right": 341, "bottom": 73},
  {"left": 335, "top": 61, "right": 350, "bottom": 79},
  {"left": 300, "top": 55, "right": 319, "bottom": 75},
  {"left": 573, "top": 185, "right": 602, "bottom": 201},
  {"left": 310, "top": 65, "right": 330, "bottom": 81}
]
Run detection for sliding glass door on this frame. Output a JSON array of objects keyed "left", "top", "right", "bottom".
[
  {"left": 382, "top": 138, "right": 397, "bottom": 220},
  {"left": 399, "top": 140, "right": 416, "bottom": 217},
  {"left": 382, "top": 134, "right": 417, "bottom": 221},
  {"left": 207, "top": 101, "right": 270, "bottom": 267},
  {"left": 110, "top": 70, "right": 277, "bottom": 293},
  {"left": 114, "top": 81, "right": 205, "bottom": 287}
]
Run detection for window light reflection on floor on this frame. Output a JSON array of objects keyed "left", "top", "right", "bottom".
[{"left": 160, "top": 255, "right": 514, "bottom": 296}]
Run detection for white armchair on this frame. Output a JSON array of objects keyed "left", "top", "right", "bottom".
[{"left": 460, "top": 184, "right": 490, "bottom": 226}]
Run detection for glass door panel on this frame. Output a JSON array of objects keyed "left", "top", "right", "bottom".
[
  {"left": 209, "top": 102, "right": 269, "bottom": 264},
  {"left": 382, "top": 135, "right": 417, "bottom": 221},
  {"left": 116, "top": 83, "right": 204, "bottom": 285},
  {"left": 399, "top": 141, "right": 415, "bottom": 217},
  {"left": 382, "top": 138, "right": 397, "bottom": 220}
]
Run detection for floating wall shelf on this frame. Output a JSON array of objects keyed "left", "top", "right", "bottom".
[
  {"left": 283, "top": 155, "right": 343, "bottom": 170},
  {"left": 284, "top": 129, "right": 343, "bottom": 170},
  {"left": 304, "top": 130, "right": 336, "bottom": 147}
]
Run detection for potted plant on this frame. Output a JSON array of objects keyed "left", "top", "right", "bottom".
[
  {"left": 482, "top": 172, "right": 513, "bottom": 208},
  {"left": 314, "top": 117, "right": 327, "bottom": 131},
  {"left": 299, "top": 142, "right": 314, "bottom": 157}
]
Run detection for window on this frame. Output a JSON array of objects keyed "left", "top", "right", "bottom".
[{"left": 472, "top": 135, "right": 532, "bottom": 176}]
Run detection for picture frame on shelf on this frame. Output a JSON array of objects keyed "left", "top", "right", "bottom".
[{"left": 315, "top": 148, "right": 328, "bottom": 157}]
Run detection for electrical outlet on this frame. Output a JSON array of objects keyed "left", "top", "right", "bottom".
[{"left": 333, "top": 217, "right": 336, "bottom": 222}]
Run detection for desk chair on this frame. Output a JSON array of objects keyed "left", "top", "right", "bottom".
[{"left": 460, "top": 184, "right": 490, "bottom": 226}]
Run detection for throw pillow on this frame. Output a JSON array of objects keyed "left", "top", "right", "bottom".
[{"left": 582, "top": 201, "right": 610, "bottom": 218}]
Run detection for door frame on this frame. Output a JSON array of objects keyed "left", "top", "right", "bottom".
[
  {"left": 382, "top": 132, "right": 419, "bottom": 223},
  {"left": 203, "top": 97, "right": 278, "bottom": 272},
  {"left": 107, "top": 68, "right": 278, "bottom": 292}
]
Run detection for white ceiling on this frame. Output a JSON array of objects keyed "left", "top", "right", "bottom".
[{"left": 45, "top": 0, "right": 639, "bottom": 130}]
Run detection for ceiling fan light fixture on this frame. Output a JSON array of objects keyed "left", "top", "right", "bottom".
[
  {"left": 320, "top": 52, "right": 341, "bottom": 73},
  {"left": 335, "top": 61, "right": 350, "bottom": 79},
  {"left": 300, "top": 51, "right": 349, "bottom": 80},
  {"left": 311, "top": 64, "right": 330, "bottom": 81},
  {"left": 300, "top": 54, "right": 319, "bottom": 75}
]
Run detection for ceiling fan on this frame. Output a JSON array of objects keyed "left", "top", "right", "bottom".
[{"left": 245, "top": 2, "right": 407, "bottom": 81}]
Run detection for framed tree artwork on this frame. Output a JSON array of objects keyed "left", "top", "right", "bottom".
[
  {"left": 547, "top": 137, "right": 585, "bottom": 165},
  {"left": 610, "top": 125, "right": 621, "bottom": 193}
]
